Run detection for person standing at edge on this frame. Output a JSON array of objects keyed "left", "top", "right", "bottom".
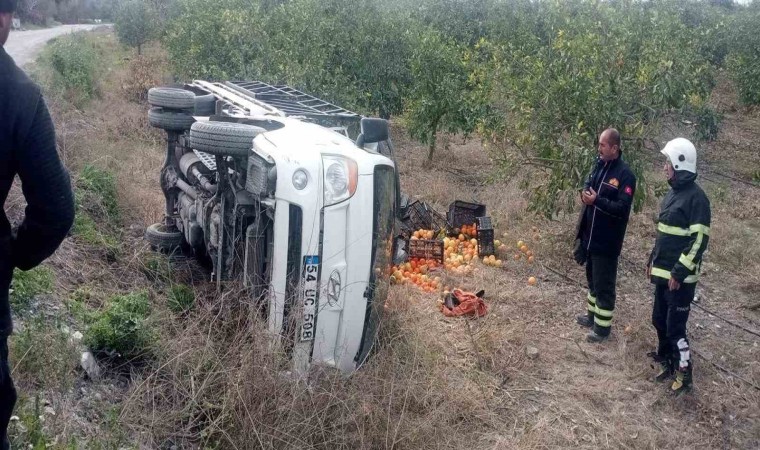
[
  {"left": 647, "top": 138, "right": 710, "bottom": 395},
  {"left": 0, "top": 1, "right": 76, "bottom": 448},
  {"left": 573, "top": 128, "right": 637, "bottom": 342}
]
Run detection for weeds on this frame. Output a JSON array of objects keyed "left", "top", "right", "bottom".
[
  {"left": 9, "top": 316, "right": 79, "bottom": 390},
  {"left": 10, "top": 267, "right": 54, "bottom": 310},
  {"left": 84, "top": 291, "right": 154, "bottom": 360},
  {"left": 44, "top": 35, "right": 99, "bottom": 105},
  {"left": 167, "top": 284, "right": 195, "bottom": 314}
]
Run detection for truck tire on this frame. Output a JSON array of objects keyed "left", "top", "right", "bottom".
[
  {"left": 148, "top": 87, "right": 195, "bottom": 110},
  {"left": 189, "top": 121, "right": 266, "bottom": 157},
  {"left": 145, "top": 223, "right": 184, "bottom": 253},
  {"left": 194, "top": 94, "right": 217, "bottom": 116},
  {"left": 148, "top": 107, "right": 195, "bottom": 131}
]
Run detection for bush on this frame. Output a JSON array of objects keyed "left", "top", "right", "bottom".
[
  {"left": 46, "top": 34, "right": 98, "bottom": 101},
  {"left": 10, "top": 267, "right": 54, "bottom": 310},
  {"left": 84, "top": 292, "right": 154, "bottom": 360},
  {"left": 167, "top": 284, "right": 195, "bottom": 314},
  {"left": 726, "top": 10, "right": 760, "bottom": 106}
]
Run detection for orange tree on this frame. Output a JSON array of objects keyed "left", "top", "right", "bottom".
[{"left": 477, "top": 0, "right": 714, "bottom": 217}]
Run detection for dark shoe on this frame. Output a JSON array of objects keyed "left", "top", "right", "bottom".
[
  {"left": 671, "top": 367, "right": 692, "bottom": 395},
  {"left": 655, "top": 362, "right": 674, "bottom": 382},
  {"left": 576, "top": 314, "right": 593, "bottom": 328},
  {"left": 586, "top": 330, "right": 609, "bottom": 343}
]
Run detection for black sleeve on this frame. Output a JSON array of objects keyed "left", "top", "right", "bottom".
[
  {"left": 11, "top": 95, "right": 75, "bottom": 270},
  {"left": 593, "top": 169, "right": 636, "bottom": 219},
  {"left": 671, "top": 194, "right": 711, "bottom": 282}
]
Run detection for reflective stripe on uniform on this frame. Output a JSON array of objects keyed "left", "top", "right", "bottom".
[
  {"left": 689, "top": 224, "right": 710, "bottom": 236},
  {"left": 594, "top": 315, "right": 612, "bottom": 328},
  {"left": 679, "top": 254, "right": 696, "bottom": 271},
  {"left": 587, "top": 293, "right": 596, "bottom": 312},
  {"left": 651, "top": 266, "right": 699, "bottom": 283},
  {"left": 595, "top": 307, "right": 613, "bottom": 318},
  {"left": 657, "top": 222, "right": 711, "bottom": 237},
  {"left": 657, "top": 223, "right": 690, "bottom": 236}
]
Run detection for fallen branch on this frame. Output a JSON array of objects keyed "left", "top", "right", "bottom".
[
  {"left": 541, "top": 262, "right": 586, "bottom": 289},
  {"left": 692, "top": 302, "right": 760, "bottom": 339},
  {"left": 692, "top": 348, "right": 760, "bottom": 391}
]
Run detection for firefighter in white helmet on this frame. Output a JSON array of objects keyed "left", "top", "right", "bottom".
[{"left": 647, "top": 137, "right": 711, "bottom": 394}]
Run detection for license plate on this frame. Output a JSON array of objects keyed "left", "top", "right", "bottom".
[{"left": 300, "top": 255, "right": 319, "bottom": 342}]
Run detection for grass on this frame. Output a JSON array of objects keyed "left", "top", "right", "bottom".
[
  {"left": 9, "top": 316, "right": 79, "bottom": 391},
  {"left": 10, "top": 267, "right": 54, "bottom": 310}
]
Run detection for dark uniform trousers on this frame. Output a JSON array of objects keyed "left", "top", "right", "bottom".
[
  {"left": 652, "top": 283, "right": 695, "bottom": 371},
  {"left": 585, "top": 252, "right": 619, "bottom": 336},
  {"left": 0, "top": 335, "right": 15, "bottom": 450}
]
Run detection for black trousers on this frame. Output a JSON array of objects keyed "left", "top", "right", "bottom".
[
  {"left": 0, "top": 336, "right": 15, "bottom": 450},
  {"left": 584, "top": 252, "right": 619, "bottom": 336},
  {"left": 652, "top": 283, "right": 695, "bottom": 371}
]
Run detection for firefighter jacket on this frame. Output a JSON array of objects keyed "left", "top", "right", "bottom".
[
  {"left": 648, "top": 171, "right": 711, "bottom": 285},
  {"left": 577, "top": 155, "right": 637, "bottom": 257}
]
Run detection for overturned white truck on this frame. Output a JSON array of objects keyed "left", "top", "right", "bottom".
[{"left": 145, "top": 81, "right": 399, "bottom": 375}]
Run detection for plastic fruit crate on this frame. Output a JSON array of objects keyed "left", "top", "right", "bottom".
[
  {"left": 407, "top": 239, "right": 445, "bottom": 263},
  {"left": 447, "top": 201, "right": 486, "bottom": 230},
  {"left": 407, "top": 201, "right": 449, "bottom": 232},
  {"left": 476, "top": 216, "right": 495, "bottom": 256}
]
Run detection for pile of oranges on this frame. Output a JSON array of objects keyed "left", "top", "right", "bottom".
[
  {"left": 390, "top": 257, "right": 443, "bottom": 292},
  {"left": 392, "top": 223, "right": 543, "bottom": 292}
]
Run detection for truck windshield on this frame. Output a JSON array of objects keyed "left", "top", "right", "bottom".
[{"left": 355, "top": 165, "right": 396, "bottom": 365}]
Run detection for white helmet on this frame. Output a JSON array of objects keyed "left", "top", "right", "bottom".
[{"left": 661, "top": 138, "right": 697, "bottom": 174}]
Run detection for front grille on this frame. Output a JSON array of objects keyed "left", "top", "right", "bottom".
[
  {"left": 282, "top": 204, "right": 303, "bottom": 352},
  {"left": 246, "top": 152, "right": 274, "bottom": 196}
]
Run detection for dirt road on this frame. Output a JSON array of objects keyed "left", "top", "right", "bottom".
[{"left": 5, "top": 24, "right": 107, "bottom": 67}]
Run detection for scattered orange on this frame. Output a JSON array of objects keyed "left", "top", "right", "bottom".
[{"left": 528, "top": 276, "right": 537, "bottom": 286}]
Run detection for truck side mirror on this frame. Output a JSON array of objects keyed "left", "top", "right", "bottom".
[{"left": 359, "top": 118, "right": 389, "bottom": 144}]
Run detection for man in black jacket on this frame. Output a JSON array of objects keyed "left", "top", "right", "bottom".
[
  {"left": 574, "top": 128, "right": 637, "bottom": 343},
  {"left": 647, "top": 138, "right": 710, "bottom": 395},
  {"left": 1, "top": 1, "right": 76, "bottom": 447}
]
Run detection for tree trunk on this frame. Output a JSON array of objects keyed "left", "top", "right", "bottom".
[
  {"left": 138, "top": 43, "right": 142, "bottom": 55},
  {"left": 426, "top": 133, "right": 437, "bottom": 164},
  {"left": 426, "top": 120, "right": 439, "bottom": 164}
]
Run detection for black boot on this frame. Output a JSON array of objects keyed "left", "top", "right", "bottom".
[
  {"left": 648, "top": 352, "right": 674, "bottom": 382},
  {"left": 576, "top": 314, "right": 593, "bottom": 328},
  {"left": 671, "top": 364, "right": 693, "bottom": 395},
  {"left": 655, "top": 360, "right": 674, "bottom": 382}
]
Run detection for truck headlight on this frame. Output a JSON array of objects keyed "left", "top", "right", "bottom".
[
  {"left": 292, "top": 169, "right": 308, "bottom": 190},
  {"left": 322, "top": 155, "right": 358, "bottom": 206}
]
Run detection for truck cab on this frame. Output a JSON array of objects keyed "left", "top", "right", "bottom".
[{"left": 145, "top": 81, "right": 398, "bottom": 375}]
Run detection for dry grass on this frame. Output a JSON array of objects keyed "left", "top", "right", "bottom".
[{"left": 7, "top": 29, "right": 759, "bottom": 449}]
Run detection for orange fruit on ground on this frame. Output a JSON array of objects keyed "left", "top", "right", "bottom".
[
  {"left": 526, "top": 250, "right": 534, "bottom": 257},
  {"left": 517, "top": 240, "right": 525, "bottom": 248},
  {"left": 528, "top": 256, "right": 535, "bottom": 264},
  {"left": 528, "top": 276, "right": 537, "bottom": 286},
  {"left": 514, "top": 254, "right": 521, "bottom": 261},
  {"left": 520, "top": 245, "right": 529, "bottom": 253}
]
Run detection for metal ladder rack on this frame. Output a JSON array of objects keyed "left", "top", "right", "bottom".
[{"left": 226, "top": 81, "right": 360, "bottom": 118}]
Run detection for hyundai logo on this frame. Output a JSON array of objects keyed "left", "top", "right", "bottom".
[{"left": 327, "top": 270, "right": 342, "bottom": 306}]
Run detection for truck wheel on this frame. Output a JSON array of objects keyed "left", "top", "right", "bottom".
[
  {"left": 145, "top": 223, "right": 184, "bottom": 253},
  {"left": 148, "top": 107, "right": 195, "bottom": 131},
  {"left": 148, "top": 87, "right": 195, "bottom": 110},
  {"left": 194, "top": 94, "right": 217, "bottom": 116},
  {"left": 189, "top": 121, "right": 266, "bottom": 157}
]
